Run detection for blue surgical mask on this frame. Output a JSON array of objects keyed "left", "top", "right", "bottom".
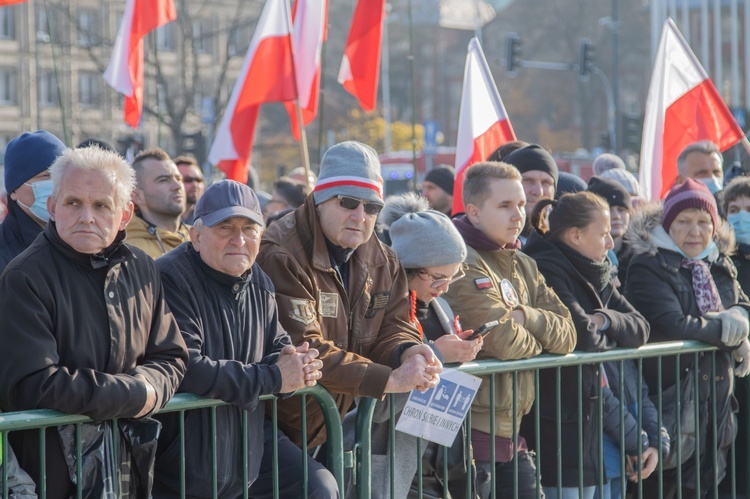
[
  {"left": 728, "top": 211, "right": 750, "bottom": 245},
  {"left": 676, "top": 239, "right": 717, "bottom": 261},
  {"left": 698, "top": 176, "right": 723, "bottom": 195},
  {"left": 17, "top": 179, "right": 53, "bottom": 222}
]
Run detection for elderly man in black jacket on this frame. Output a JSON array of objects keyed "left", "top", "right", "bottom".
[
  {"left": 0, "top": 146, "right": 189, "bottom": 499},
  {"left": 153, "top": 180, "right": 330, "bottom": 498}
]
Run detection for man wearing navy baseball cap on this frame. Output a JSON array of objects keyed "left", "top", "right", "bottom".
[
  {"left": 0, "top": 130, "right": 65, "bottom": 274},
  {"left": 153, "top": 180, "right": 331, "bottom": 498}
]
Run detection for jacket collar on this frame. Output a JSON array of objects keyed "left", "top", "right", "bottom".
[
  {"left": 2, "top": 200, "right": 44, "bottom": 247},
  {"left": 296, "top": 195, "right": 388, "bottom": 271},
  {"left": 188, "top": 242, "right": 251, "bottom": 293},
  {"left": 624, "top": 202, "right": 735, "bottom": 259},
  {"left": 45, "top": 221, "right": 131, "bottom": 269}
]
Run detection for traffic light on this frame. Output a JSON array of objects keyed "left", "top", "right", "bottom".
[
  {"left": 578, "top": 38, "right": 594, "bottom": 81},
  {"left": 506, "top": 33, "right": 522, "bottom": 75},
  {"left": 623, "top": 114, "right": 643, "bottom": 152}
]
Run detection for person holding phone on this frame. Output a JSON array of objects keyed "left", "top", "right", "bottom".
[
  {"left": 523, "top": 191, "right": 651, "bottom": 498},
  {"left": 366, "top": 192, "right": 481, "bottom": 498}
]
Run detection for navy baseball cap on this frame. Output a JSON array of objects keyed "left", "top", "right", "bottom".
[{"left": 193, "top": 180, "right": 265, "bottom": 228}]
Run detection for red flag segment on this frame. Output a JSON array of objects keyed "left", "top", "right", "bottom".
[
  {"left": 452, "top": 37, "right": 516, "bottom": 215},
  {"left": 337, "top": 0, "right": 385, "bottom": 111}
]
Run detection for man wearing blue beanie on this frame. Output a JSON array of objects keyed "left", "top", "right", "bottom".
[{"left": 0, "top": 130, "right": 66, "bottom": 274}]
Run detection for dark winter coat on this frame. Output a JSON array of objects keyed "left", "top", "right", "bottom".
[
  {"left": 0, "top": 200, "right": 44, "bottom": 275},
  {"left": 523, "top": 231, "right": 650, "bottom": 487},
  {"left": 624, "top": 204, "right": 745, "bottom": 491},
  {"left": 154, "top": 243, "right": 291, "bottom": 498},
  {"left": 0, "top": 222, "right": 188, "bottom": 497}
]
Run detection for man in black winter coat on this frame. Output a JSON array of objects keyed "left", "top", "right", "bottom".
[
  {"left": 153, "top": 180, "right": 331, "bottom": 499},
  {"left": 0, "top": 146, "right": 189, "bottom": 499},
  {"left": 0, "top": 130, "right": 65, "bottom": 274}
]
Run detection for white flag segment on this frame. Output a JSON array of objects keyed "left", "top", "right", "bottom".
[
  {"left": 103, "top": 0, "right": 136, "bottom": 96},
  {"left": 452, "top": 37, "right": 516, "bottom": 215},
  {"left": 285, "top": 0, "right": 327, "bottom": 139},
  {"left": 292, "top": 0, "right": 325, "bottom": 107},
  {"left": 208, "top": 0, "right": 296, "bottom": 183},
  {"left": 639, "top": 18, "right": 743, "bottom": 200}
]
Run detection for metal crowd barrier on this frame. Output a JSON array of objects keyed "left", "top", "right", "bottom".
[
  {"left": 1, "top": 341, "right": 748, "bottom": 499},
  {"left": 352, "top": 340, "right": 747, "bottom": 499},
  {"left": 0, "top": 385, "right": 344, "bottom": 499}
]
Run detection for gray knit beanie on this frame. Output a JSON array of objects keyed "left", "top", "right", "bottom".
[
  {"left": 313, "top": 141, "right": 384, "bottom": 206},
  {"left": 380, "top": 192, "right": 466, "bottom": 268}
]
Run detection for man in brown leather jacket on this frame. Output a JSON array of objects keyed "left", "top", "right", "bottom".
[{"left": 257, "top": 141, "right": 442, "bottom": 490}]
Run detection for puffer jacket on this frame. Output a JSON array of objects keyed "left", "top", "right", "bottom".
[
  {"left": 125, "top": 214, "right": 190, "bottom": 259},
  {"left": 523, "top": 231, "right": 650, "bottom": 487},
  {"left": 443, "top": 244, "right": 576, "bottom": 439},
  {"left": 257, "top": 196, "right": 421, "bottom": 447},
  {"left": 624, "top": 204, "right": 745, "bottom": 491}
]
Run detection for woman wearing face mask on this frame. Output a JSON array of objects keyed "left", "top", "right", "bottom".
[
  {"left": 720, "top": 176, "right": 750, "bottom": 496},
  {"left": 523, "top": 192, "right": 651, "bottom": 498},
  {"left": 626, "top": 178, "right": 750, "bottom": 497}
]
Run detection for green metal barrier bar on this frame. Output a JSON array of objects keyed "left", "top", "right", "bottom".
[
  {"left": 350, "top": 341, "right": 721, "bottom": 498},
  {"left": 0, "top": 385, "right": 343, "bottom": 498}
]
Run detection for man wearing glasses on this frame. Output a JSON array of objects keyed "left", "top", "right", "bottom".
[
  {"left": 174, "top": 155, "right": 205, "bottom": 224},
  {"left": 257, "top": 141, "right": 442, "bottom": 491}
]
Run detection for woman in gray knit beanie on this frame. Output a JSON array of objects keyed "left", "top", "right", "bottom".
[
  {"left": 380, "top": 192, "right": 481, "bottom": 359},
  {"left": 376, "top": 192, "right": 481, "bottom": 498}
]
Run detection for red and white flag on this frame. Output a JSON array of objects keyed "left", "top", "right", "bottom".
[
  {"left": 337, "top": 0, "right": 385, "bottom": 111},
  {"left": 285, "top": 0, "right": 328, "bottom": 140},
  {"left": 103, "top": 0, "right": 176, "bottom": 128},
  {"left": 640, "top": 18, "right": 744, "bottom": 200},
  {"left": 452, "top": 37, "right": 516, "bottom": 215},
  {"left": 208, "top": 0, "right": 296, "bottom": 183}
]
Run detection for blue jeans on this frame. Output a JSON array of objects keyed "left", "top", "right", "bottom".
[
  {"left": 594, "top": 477, "right": 625, "bottom": 499},
  {"left": 545, "top": 485, "right": 596, "bottom": 499},
  {"left": 475, "top": 450, "right": 544, "bottom": 499}
]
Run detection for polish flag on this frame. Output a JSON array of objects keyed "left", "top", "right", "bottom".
[
  {"left": 208, "top": 0, "right": 296, "bottom": 183},
  {"left": 452, "top": 37, "right": 516, "bottom": 215},
  {"left": 640, "top": 18, "right": 744, "bottom": 200},
  {"left": 337, "top": 0, "right": 385, "bottom": 111},
  {"left": 103, "top": 0, "right": 176, "bottom": 128},
  {"left": 285, "top": 0, "right": 328, "bottom": 140}
]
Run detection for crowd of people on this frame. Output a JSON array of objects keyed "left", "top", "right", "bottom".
[{"left": 0, "top": 129, "right": 748, "bottom": 499}]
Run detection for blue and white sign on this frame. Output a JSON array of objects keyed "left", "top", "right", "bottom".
[
  {"left": 423, "top": 120, "right": 439, "bottom": 154},
  {"left": 396, "top": 368, "right": 482, "bottom": 446}
]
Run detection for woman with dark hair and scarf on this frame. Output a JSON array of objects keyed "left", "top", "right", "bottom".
[
  {"left": 523, "top": 191, "right": 651, "bottom": 498},
  {"left": 626, "top": 178, "right": 750, "bottom": 497}
]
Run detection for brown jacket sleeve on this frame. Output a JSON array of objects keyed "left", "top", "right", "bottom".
[{"left": 257, "top": 245, "right": 419, "bottom": 399}]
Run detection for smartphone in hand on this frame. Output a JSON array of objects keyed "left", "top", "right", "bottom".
[{"left": 465, "top": 320, "right": 500, "bottom": 340}]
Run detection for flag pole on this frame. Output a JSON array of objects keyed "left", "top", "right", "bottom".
[
  {"left": 741, "top": 136, "right": 750, "bottom": 157},
  {"left": 407, "top": 0, "right": 418, "bottom": 187},
  {"left": 42, "top": 0, "right": 70, "bottom": 145},
  {"left": 295, "top": 100, "right": 313, "bottom": 184},
  {"left": 286, "top": 1, "right": 312, "bottom": 185},
  {"left": 317, "top": 19, "right": 328, "bottom": 166}
]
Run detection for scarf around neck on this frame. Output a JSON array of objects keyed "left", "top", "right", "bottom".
[{"left": 553, "top": 239, "right": 612, "bottom": 292}]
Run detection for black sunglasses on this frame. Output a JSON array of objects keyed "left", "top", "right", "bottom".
[{"left": 336, "top": 195, "right": 383, "bottom": 215}]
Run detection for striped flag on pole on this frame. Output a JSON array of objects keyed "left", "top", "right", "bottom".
[
  {"left": 452, "top": 37, "right": 516, "bottom": 215},
  {"left": 640, "top": 18, "right": 744, "bottom": 200}
]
